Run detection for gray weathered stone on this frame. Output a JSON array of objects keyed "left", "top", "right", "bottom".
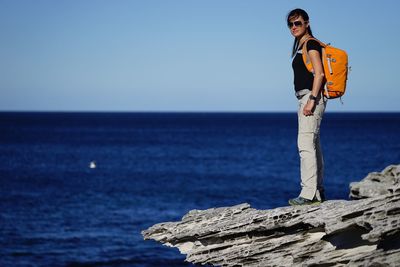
[
  {"left": 350, "top": 164, "right": 400, "bottom": 199},
  {"left": 142, "top": 165, "right": 400, "bottom": 266}
]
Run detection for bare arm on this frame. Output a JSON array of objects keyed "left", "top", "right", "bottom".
[
  {"left": 308, "top": 49, "right": 324, "bottom": 97},
  {"left": 303, "top": 49, "right": 324, "bottom": 116}
]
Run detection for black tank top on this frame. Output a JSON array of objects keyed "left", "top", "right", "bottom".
[{"left": 291, "top": 39, "right": 322, "bottom": 92}]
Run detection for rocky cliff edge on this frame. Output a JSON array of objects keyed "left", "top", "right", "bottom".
[{"left": 142, "top": 164, "right": 400, "bottom": 266}]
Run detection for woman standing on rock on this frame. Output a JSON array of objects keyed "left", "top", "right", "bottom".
[{"left": 287, "top": 8, "right": 327, "bottom": 206}]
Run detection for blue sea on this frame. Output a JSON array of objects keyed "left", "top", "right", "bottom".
[{"left": 1, "top": 112, "right": 399, "bottom": 267}]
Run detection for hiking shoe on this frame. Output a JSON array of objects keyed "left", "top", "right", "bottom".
[
  {"left": 320, "top": 192, "right": 326, "bottom": 202},
  {"left": 288, "top": 196, "right": 321, "bottom": 206}
]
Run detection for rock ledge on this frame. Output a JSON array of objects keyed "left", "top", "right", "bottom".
[{"left": 142, "top": 165, "right": 400, "bottom": 266}]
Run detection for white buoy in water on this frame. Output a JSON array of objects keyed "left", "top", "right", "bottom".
[{"left": 89, "top": 161, "right": 96, "bottom": 169}]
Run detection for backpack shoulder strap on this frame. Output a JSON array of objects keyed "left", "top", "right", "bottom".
[{"left": 301, "top": 37, "right": 326, "bottom": 73}]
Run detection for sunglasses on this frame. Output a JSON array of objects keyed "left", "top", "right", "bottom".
[{"left": 287, "top": 21, "right": 305, "bottom": 28}]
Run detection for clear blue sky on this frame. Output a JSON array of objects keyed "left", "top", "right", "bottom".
[{"left": 1, "top": 0, "right": 399, "bottom": 112}]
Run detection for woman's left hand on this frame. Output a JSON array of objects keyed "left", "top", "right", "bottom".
[{"left": 303, "top": 99, "right": 315, "bottom": 116}]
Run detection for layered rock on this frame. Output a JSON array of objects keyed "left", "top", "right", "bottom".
[
  {"left": 142, "top": 164, "right": 400, "bottom": 266},
  {"left": 350, "top": 164, "right": 400, "bottom": 199}
]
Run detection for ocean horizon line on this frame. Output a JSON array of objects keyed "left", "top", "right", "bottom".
[{"left": 1, "top": 110, "right": 400, "bottom": 114}]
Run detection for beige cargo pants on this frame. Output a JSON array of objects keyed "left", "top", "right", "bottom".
[{"left": 297, "top": 91, "right": 327, "bottom": 201}]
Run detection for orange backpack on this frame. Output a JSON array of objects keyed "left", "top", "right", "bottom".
[{"left": 302, "top": 38, "right": 349, "bottom": 99}]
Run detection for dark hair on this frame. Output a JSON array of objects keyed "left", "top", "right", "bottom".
[{"left": 287, "top": 8, "right": 313, "bottom": 57}]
